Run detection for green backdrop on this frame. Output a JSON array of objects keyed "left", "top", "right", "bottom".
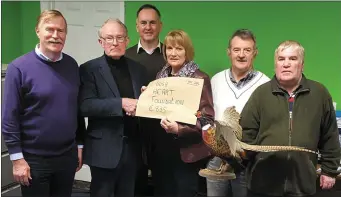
[
  {"left": 1, "top": 1, "right": 39, "bottom": 63},
  {"left": 2, "top": 1, "right": 341, "bottom": 109},
  {"left": 125, "top": 1, "right": 341, "bottom": 108}
]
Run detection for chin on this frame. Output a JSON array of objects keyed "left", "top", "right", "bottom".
[{"left": 48, "top": 47, "right": 63, "bottom": 53}]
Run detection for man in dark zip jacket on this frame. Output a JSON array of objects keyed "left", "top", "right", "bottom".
[{"left": 240, "top": 40, "right": 341, "bottom": 197}]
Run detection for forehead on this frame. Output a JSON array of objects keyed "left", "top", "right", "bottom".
[
  {"left": 101, "top": 22, "right": 126, "bottom": 36},
  {"left": 277, "top": 47, "right": 299, "bottom": 57},
  {"left": 138, "top": 9, "right": 159, "bottom": 21},
  {"left": 230, "top": 36, "right": 255, "bottom": 48},
  {"left": 40, "top": 16, "right": 66, "bottom": 29}
]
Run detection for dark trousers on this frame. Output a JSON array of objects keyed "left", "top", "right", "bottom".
[
  {"left": 89, "top": 139, "right": 139, "bottom": 197},
  {"left": 151, "top": 149, "right": 208, "bottom": 197},
  {"left": 134, "top": 163, "right": 149, "bottom": 196},
  {"left": 21, "top": 146, "right": 78, "bottom": 197}
]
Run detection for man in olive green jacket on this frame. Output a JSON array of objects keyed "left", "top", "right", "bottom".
[{"left": 240, "top": 40, "right": 341, "bottom": 197}]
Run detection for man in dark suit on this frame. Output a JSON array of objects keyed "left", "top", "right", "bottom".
[
  {"left": 79, "top": 18, "right": 147, "bottom": 197},
  {"left": 125, "top": 5, "right": 166, "bottom": 196}
]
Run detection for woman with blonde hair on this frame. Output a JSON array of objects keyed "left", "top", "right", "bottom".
[{"left": 145, "top": 30, "right": 214, "bottom": 196}]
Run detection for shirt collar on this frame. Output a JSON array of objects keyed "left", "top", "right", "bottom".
[
  {"left": 137, "top": 39, "right": 161, "bottom": 54},
  {"left": 35, "top": 44, "right": 63, "bottom": 62},
  {"left": 229, "top": 69, "right": 256, "bottom": 83}
]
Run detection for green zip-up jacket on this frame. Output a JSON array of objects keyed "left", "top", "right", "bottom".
[{"left": 240, "top": 75, "right": 341, "bottom": 196}]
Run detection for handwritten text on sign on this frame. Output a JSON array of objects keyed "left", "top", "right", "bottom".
[{"left": 135, "top": 77, "right": 204, "bottom": 125}]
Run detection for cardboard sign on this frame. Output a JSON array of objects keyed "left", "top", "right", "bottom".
[{"left": 136, "top": 77, "right": 204, "bottom": 125}]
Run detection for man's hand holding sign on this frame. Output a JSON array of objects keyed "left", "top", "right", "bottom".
[{"left": 136, "top": 77, "right": 204, "bottom": 130}]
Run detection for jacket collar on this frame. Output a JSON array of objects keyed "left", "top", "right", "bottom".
[{"left": 271, "top": 74, "right": 310, "bottom": 95}]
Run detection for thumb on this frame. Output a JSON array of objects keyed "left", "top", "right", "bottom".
[{"left": 28, "top": 170, "right": 32, "bottom": 180}]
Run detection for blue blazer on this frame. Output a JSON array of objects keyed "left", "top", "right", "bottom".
[{"left": 79, "top": 55, "right": 147, "bottom": 169}]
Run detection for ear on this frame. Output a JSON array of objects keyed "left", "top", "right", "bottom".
[
  {"left": 126, "top": 36, "right": 130, "bottom": 47},
  {"left": 253, "top": 48, "right": 258, "bottom": 58},
  {"left": 160, "top": 21, "right": 163, "bottom": 31},
  {"left": 227, "top": 48, "right": 231, "bottom": 57},
  {"left": 35, "top": 27, "right": 40, "bottom": 38}
]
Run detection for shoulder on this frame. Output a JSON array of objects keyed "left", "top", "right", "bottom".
[
  {"left": 252, "top": 79, "right": 272, "bottom": 96},
  {"left": 211, "top": 69, "right": 228, "bottom": 83},
  {"left": 256, "top": 71, "right": 271, "bottom": 81},
  {"left": 61, "top": 53, "right": 78, "bottom": 67},
  {"left": 125, "top": 56, "right": 145, "bottom": 70},
  {"left": 306, "top": 78, "right": 332, "bottom": 98},
  {"left": 10, "top": 50, "right": 36, "bottom": 69},
  {"left": 194, "top": 69, "right": 210, "bottom": 80},
  {"left": 126, "top": 44, "right": 138, "bottom": 54},
  {"left": 79, "top": 56, "right": 104, "bottom": 74}
]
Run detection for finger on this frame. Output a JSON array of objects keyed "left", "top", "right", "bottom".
[
  {"left": 28, "top": 170, "right": 32, "bottom": 180},
  {"left": 14, "top": 174, "right": 20, "bottom": 183},
  {"left": 23, "top": 176, "right": 30, "bottom": 186}
]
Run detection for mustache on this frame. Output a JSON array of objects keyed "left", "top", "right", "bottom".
[{"left": 237, "top": 59, "right": 247, "bottom": 62}]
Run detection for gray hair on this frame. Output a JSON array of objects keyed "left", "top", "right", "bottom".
[{"left": 97, "top": 18, "right": 128, "bottom": 38}]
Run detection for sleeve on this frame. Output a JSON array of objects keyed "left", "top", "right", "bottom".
[
  {"left": 177, "top": 74, "right": 215, "bottom": 137},
  {"left": 318, "top": 94, "right": 341, "bottom": 177},
  {"left": 240, "top": 89, "right": 261, "bottom": 160},
  {"left": 1, "top": 64, "right": 24, "bottom": 156},
  {"left": 78, "top": 64, "right": 123, "bottom": 117},
  {"left": 76, "top": 109, "right": 86, "bottom": 148}
]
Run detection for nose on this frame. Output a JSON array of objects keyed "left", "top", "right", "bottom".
[
  {"left": 283, "top": 59, "right": 290, "bottom": 67},
  {"left": 52, "top": 30, "right": 58, "bottom": 38},
  {"left": 170, "top": 49, "right": 176, "bottom": 56},
  {"left": 145, "top": 23, "right": 151, "bottom": 30},
  {"left": 237, "top": 50, "right": 246, "bottom": 58},
  {"left": 112, "top": 38, "right": 119, "bottom": 46}
]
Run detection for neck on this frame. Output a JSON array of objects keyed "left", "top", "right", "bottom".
[
  {"left": 39, "top": 45, "right": 60, "bottom": 61},
  {"left": 171, "top": 66, "right": 182, "bottom": 75},
  {"left": 140, "top": 39, "right": 159, "bottom": 51},
  {"left": 231, "top": 67, "right": 252, "bottom": 82},
  {"left": 280, "top": 76, "right": 302, "bottom": 95}
]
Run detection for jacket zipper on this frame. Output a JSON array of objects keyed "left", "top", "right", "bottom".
[{"left": 284, "top": 94, "right": 294, "bottom": 193}]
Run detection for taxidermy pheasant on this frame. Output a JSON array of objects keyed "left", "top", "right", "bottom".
[{"left": 196, "top": 106, "right": 317, "bottom": 177}]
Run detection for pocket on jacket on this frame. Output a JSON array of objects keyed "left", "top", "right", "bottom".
[{"left": 87, "top": 130, "right": 103, "bottom": 139}]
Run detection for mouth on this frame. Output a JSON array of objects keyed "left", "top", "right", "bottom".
[
  {"left": 48, "top": 41, "right": 62, "bottom": 45},
  {"left": 237, "top": 59, "right": 247, "bottom": 63}
]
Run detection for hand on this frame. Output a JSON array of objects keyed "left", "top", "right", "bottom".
[
  {"left": 141, "top": 86, "right": 147, "bottom": 93},
  {"left": 76, "top": 148, "right": 83, "bottom": 172},
  {"left": 160, "top": 117, "right": 179, "bottom": 134},
  {"left": 13, "top": 158, "right": 32, "bottom": 186},
  {"left": 320, "top": 174, "right": 336, "bottom": 189},
  {"left": 122, "top": 98, "right": 137, "bottom": 116}
]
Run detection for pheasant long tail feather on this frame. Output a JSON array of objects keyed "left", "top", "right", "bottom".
[{"left": 238, "top": 140, "right": 318, "bottom": 154}]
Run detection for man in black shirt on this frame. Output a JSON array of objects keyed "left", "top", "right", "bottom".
[{"left": 79, "top": 18, "right": 147, "bottom": 197}]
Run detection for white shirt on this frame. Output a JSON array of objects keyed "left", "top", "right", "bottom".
[
  {"left": 137, "top": 39, "right": 161, "bottom": 55},
  {"left": 211, "top": 69, "right": 270, "bottom": 120},
  {"left": 35, "top": 44, "right": 63, "bottom": 62}
]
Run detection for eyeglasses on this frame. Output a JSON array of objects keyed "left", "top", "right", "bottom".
[{"left": 101, "top": 36, "right": 126, "bottom": 44}]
